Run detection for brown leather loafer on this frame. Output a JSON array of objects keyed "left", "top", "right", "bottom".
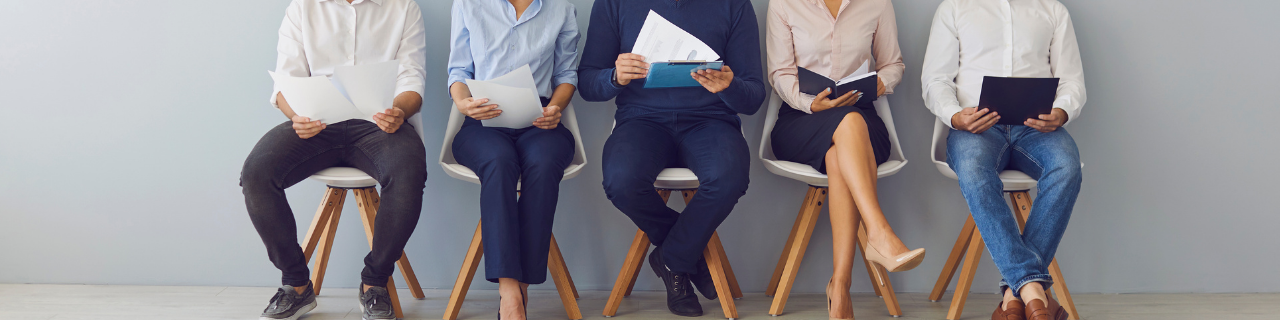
[
  {"left": 992, "top": 300, "right": 1026, "bottom": 320},
  {"left": 1024, "top": 297, "right": 1068, "bottom": 320}
]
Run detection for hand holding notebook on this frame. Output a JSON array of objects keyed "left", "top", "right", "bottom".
[{"left": 797, "top": 60, "right": 879, "bottom": 102}]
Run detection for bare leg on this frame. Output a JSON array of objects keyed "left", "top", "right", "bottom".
[
  {"left": 825, "top": 149, "right": 857, "bottom": 319},
  {"left": 1003, "top": 287, "right": 1021, "bottom": 310},
  {"left": 499, "top": 278, "right": 526, "bottom": 320},
  {"left": 1019, "top": 282, "right": 1048, "bottom": 306},
  {"left": 830, "top": 113, "right": 910, "bottom": 256}
]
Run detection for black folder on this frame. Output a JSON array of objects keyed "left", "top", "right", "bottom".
[
  {"left": 978, "top": 76, "right": 1059, "bottom": 125},
  {"left": 797, "top": 67, "right": 879, "bottom": 102}
]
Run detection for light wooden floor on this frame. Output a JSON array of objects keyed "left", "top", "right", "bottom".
[{"left": 0, "top": 284, "right": 1276, "bottom": 320}]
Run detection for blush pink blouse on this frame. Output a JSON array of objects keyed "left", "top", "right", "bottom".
[{"left": 766, "top": 0, "right": 905, "bottom": 113}]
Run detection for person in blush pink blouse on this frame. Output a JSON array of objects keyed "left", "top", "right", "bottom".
[{"left": 765, "top": 1, "right": 923, "bottom": 319}]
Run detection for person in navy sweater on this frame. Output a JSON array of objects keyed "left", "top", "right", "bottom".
[{"left": 578, "top": 0, "right": 765, "bottom": 316}]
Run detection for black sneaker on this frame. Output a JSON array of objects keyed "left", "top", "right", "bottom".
[
  {"left": 691, "top": 257, "right": 719, "bottom": 300},
  {"left": 359, "top": 285, "right": 396, "bottom": 320},
  {"left": 649, "top": 246, "right": 703, "bottom": 317},
  {"left": 260, "top": 282, "right": 317, "bottom": 320}
]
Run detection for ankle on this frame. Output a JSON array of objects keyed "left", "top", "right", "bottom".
[{"left": 293, "top": 284, "right": 308, "bottom": 295}]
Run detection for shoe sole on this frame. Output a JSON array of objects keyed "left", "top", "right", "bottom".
[
  {"left": 358, "top": 302, "right": 397, "bottom": 320},
  {"left": 260, "top": 300, "right": 316, "bottom": 320}
]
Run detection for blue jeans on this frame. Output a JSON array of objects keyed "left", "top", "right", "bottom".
[
  {"left": 947, "top": 125, "right": 1082, "bottom": 297},
  {"left": 602, "top": 112, "right": 751, "bottom": 274}
]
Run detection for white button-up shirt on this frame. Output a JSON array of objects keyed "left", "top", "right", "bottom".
[
  {"left": 270, "top": 0, "right": 427, "bottom": 108},
  {"left": 920, "top": 0, "right": 1085, "bottom": 128}
]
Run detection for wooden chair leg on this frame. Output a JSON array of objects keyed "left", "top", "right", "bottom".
[
  {"left": 548, "top": 235, "right": 583, "bottom": 319},
  {"left": 352, "top": 188, "right": 405, "bottom": 319},
  {"left": 677, "top": 189, "right": 742, "bottom": 299},
  {"left": 310, "top": 190, "right": 345, "bottom": 295},
  {"left": 619, "top": 189, "right": 672, "bottom": 297},
  {"left": 1009, "top": 191, "right": 1079, "bottom": 320},
  {"left": 303, "top": 188, "right": 344, "bottom": 260},
  {"left": 858, "top": 224, "right": 902, "bottom": 316},
  {"left": 355, "top": 190, "right": 426, "bottom": 300},
  {"left": 767, "top": 187, "right": 816, "bottom": 297},
  {"left": 604, "top": 229, "right": 651, "bottom": 317},
  {"left": 444, "top": 222, "right": 484, "bottom": 320},
  {"left": 767, "top": 187, "right": 824, "bottom": 316},
  {"left": 703, "top": 238, "right": 738, "bottom": 319},
  {"left": 930, "top": 215, "right": 977, "bottom": 301},
  {"left": 946, "top": 227, "right": 985, "bottom": 320}
]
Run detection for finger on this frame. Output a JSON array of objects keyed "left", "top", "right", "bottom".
[
  {"left": 618, "top": 53, "right": 647, "bottom": 63},
  {"left": 468, "top": 98, "right": 491, "bottom": 108},
  {"left": 617, "top": 59, "right": 649, "bottom": 69},
  {"left": 814, "top": 88, "right": 831, "bottom": 101},
  {"left": 386, "top": 108, "right": 404, "bottom": 117},
  {"left": 473, "top": 110, "right": 502, "bottom": 119}
]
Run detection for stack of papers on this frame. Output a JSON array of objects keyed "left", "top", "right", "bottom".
[
  {"left": 464, "top": 65, "right": 544, "bottom": 129},
  {"left": 632, "top": 11, "right": 722, "bottom": 88},
  {"left": 269, "top": 60, "right": 399, "bottom": 124}
]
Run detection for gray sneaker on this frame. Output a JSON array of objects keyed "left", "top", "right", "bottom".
[
  {"left": 260, "top": 283, "right": 317, "bottom": 320},
  {"left": 359, "top": 285, "right": 396, "bottom": 320}
]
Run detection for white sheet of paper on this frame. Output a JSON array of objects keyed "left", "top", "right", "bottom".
[
  {"left": 269, "top": 60, "right": 400, "bottom": 125},
  {"left": 269, "top": 71, "right": 365, "bottom": 124},
  {"left": 333, "top": 60, "right": 399, "bottom": 118},
  {"left": 836, "top": 60, "right": 873, "bottom": 85},
  {"left": 466, "top": 65, "right": 543, "bottom": 129},
  {"left": 631, "top": 10, "right": 720, "bottom": 64}
]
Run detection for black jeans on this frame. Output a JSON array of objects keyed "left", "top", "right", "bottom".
[{"left": 241, "top": 120, "right": 427, "bottom": 287}]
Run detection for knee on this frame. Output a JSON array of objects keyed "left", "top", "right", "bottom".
[
  {"left": 521, "top": 157, "right": 568, "bottom": 183},
  {"left": 385, "top": 161, "right": 428, "bottom": 189},
  {"left": 833, "top": 113, "right": 867, "bottom": 137},
  {"left": 602, "top": 169, "right": 653, "bottom": 202},
  {"left": 1044, "top": 158, "right": 1082, "bottom": 183},
  {"left": 239, "top": 155, "right": 278, "bottom": 192},
  {"left": 695, "top": 163, "right": 750, "bottom": 199}
]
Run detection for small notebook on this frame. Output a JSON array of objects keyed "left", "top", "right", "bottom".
[
  {"left": 977, "top": 76, "right": 1060, "bottom": 125},
  {"left": 643, "top": 61, "right": 725, "bottom": 88},
  {"left": 797, "top": 62, "right": 878, "bottom": 102}
]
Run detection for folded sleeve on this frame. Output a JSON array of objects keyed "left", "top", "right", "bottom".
[
  {"left": 1049, "top": 2, "right": 1086, "bottom": 126},
  {"left": 765, "top": 2, "right": 815, "bottom": 113},
  {"left": 446, "top": 0, "right": 475, "bottom": 93},
  {"left": 552, "top": 4, "right": 581, "bottom": 87},
  {"left": 271, "top": 1, "right": 310, "bottom": 108},
  {"left": 919, "top": 0, "right": 965, "bottom": 129},
  {"left": 394, "top": 1, "right": 427, "bottom": 101}
]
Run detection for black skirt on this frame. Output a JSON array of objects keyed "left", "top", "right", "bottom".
[{"left": 771, "top": 100, "right": 891, "bottom": 174}]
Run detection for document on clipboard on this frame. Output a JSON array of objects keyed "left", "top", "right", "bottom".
[{"left": 632, "top": 10, "right": 724, "bottom": 88}]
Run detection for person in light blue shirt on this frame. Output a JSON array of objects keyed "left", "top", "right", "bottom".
[{"left": 445, "top": 0, "right": 579, "bottom": 319}]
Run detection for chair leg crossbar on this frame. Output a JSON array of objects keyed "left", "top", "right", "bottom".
[
  {"left": 928, "top": 191, "right": 1080, "bottom": 320},
  {"left": 603, "top": 189, "right": 744, "bottom": 319}
]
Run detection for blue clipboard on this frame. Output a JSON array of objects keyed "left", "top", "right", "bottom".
[{"left": 643, "top": 61, "right": 725, "bottom": 88}]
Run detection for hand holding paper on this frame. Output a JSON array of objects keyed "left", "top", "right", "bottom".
[
  {"left": 465, "top": 65, "right": 544, "bottom": 129},
  {"left": 269, "top": 60, "right": 399, "bottom": 125}
]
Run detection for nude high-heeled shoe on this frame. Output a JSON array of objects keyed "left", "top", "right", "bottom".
[
  {"left": 826, "top": 279, "right": 853, "bottom": 320},
  {"left": 863, "top": 243, "right": 926, "bottom": 273}
]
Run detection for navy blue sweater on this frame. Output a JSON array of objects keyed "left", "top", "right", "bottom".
[{"left": 577, "top": 0, "right": 766, "bottom": 121}]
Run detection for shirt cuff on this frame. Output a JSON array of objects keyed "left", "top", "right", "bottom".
[
  {"left": 554, "top": 73, "right": 579, "bottom": 87},
  {"left": 1053, "top": 100, "right": 1080, "bottom": 126},
  {"left": 270, "top": 89, "right": 281, "bottom": 109},
  {"left": 937, "top": 104, "right": 964, "bottom": 129}
]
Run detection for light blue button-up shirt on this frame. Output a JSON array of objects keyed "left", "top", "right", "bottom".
[{"left": 448, "top": 0, "right": 580, "bottom": 98}]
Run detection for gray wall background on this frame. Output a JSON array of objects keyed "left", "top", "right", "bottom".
[{"left": 1, "top": 0, "right": 1277, "bottom": 295}]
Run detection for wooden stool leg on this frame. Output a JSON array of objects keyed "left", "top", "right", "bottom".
[
  {"left": 304, "top": 188, "right": 344, "bottom": 261},
  {"left": 353, "top": 188, "right": 410, "bottom": 319},
  {"left": 604, "top": 230, "right": 651, "bottom": 317},
  {"left": 310, "top": 189, "right": 346, "bottom": 295},
  {"left": 858, "top": 224, "right": 902, "bottom": 316},
  {"left": 548, "top": 235, "right": 583, "bottom": 319},
  {"left": 930, "top": 216, "right": 977, "bottom": 301},
  {"left": 444, "top": 222, "right": 484, "bottom": 320},
  {"left": 703, "top": 238, "right": 738, "bottom": 319},
  {"left": 1009, "top": 191, "right": 1079, "bottom": 320},
  {"left": 620, "top": 189, "right": 673, "bottom": 297},
  {"left": 353, "top": 190, "right": 426, "bottom": 300},
  {"left": 767, "top": 187, "right": 816, "bottom": 297},
  {"left": 767, "top": 187, "right": 824, "bottom": 316},
  {"left": 946, "top": 227, "right": 985, "bottom": 320}
]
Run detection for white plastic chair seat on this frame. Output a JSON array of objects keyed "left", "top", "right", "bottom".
[
  {"left": 439, "top": 103, "right": 589, "bottom": 188},
  {"left": 758, "top": 93, "right": 910, "bottom": 187},
  {"left": 309, "top": 167, "right": 378, "bottom": 188},
  {"left": 307, "top": 114, "right": 425, "bottom": 189},
  {"left": 654, "top": 168, "right": 700, "bottom": 190}
]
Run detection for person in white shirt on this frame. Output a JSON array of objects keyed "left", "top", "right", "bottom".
[
  {"left": 920, "top": 0, "right": 1084, "bottom": 319},
  {"left": 239, "top": 1, "right": 426, "bottom": 319}
]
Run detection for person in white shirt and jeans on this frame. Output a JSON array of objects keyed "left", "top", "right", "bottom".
[
  {"left": 921, "top": 0, "right": 1085, "bottom": 319},
  {"left": 239, "top": 1, "right": 427, "bottom": 319}
]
